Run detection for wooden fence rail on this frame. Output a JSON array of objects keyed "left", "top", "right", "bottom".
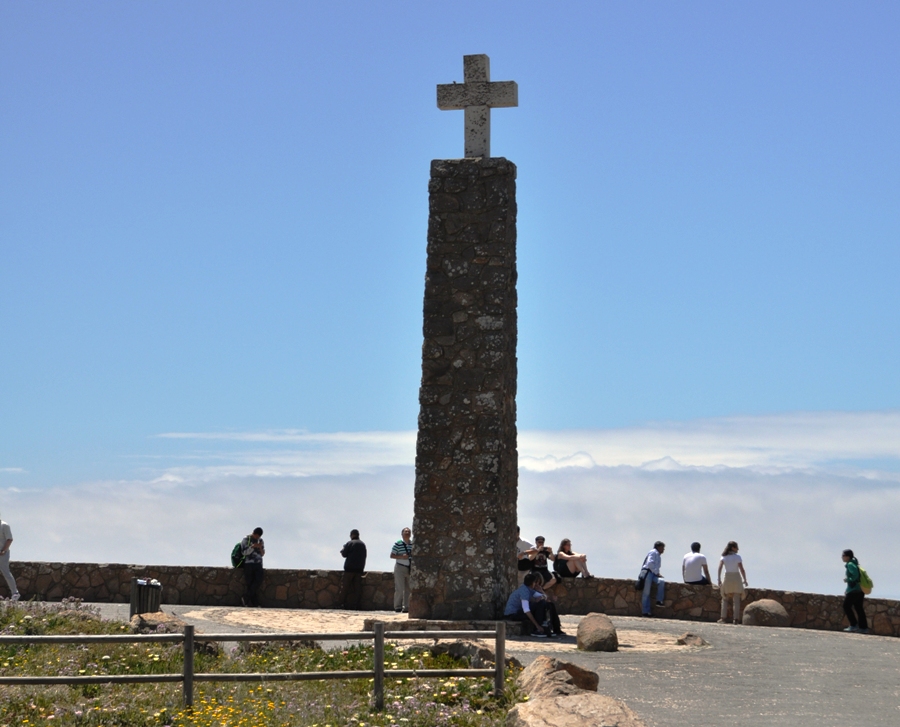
[{"left": 0, "top": 621, "right": 507, "bottom": 710}]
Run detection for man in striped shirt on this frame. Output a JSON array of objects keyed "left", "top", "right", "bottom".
[{"left": 390, "top": 527, "right": 413, "bottom": 612}]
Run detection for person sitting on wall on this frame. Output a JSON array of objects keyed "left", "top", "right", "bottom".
[
  {"left": 503, "top": 572, "right": 563, "bottom": 637},
  {"left": 530, "top": 535, "right": 559, "bottom": 601},
  {"left": 553, "top": 538, "right": 593, "bottom": 578},
  {"left": 682, "top": 542, "right": 712, "bottom": 585},
  {"left": 516, "top": 526, "right": 539, "bottom": 585}
]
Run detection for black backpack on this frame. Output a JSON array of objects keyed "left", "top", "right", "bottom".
[{"left": 231, "top": 541, "right": 245, "bottom": 568}]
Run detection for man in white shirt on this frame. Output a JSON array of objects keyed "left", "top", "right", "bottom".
[
  {"left": 641, "top": 541, "right": 666, "bottom": 616},
  {"left": 0, "top": 513, "right": 20, "bottom": 601},
  {"left": 682, "top": 542, "right": 712, "bottom": 585}
]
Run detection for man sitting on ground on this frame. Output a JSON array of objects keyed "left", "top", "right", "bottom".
[
  {"left": 682, "top": 542, "right": 712, "bottom": 585},
  {"left": 503, "top": 573, "right": 564, "bottom": 637}
]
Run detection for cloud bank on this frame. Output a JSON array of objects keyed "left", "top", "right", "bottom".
[{"left": 2, "top": 410, "right": 898, "bottom": 599}]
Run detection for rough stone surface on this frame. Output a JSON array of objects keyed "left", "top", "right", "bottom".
[
  {"left": 577, "top": 612, "right": 618, "bottom": 652},
  {"left": 676, "top": 632, "right": 709, "bottom": 647},
  {"left": 130, "top": 611, "right": 186, "bottom": 634},
  {"left": 517, "top": 655, "right": 600, "bottom": 698},
  {"left": 507, "top": 694, "right": 647, "bottom": 727},
  {"left": 9, "top": 562, "right": 900, "bottom": 638},
  {"left": 411, "top": 157, "right": 518, "bottom": 620},
  {"left": 362, "top": 617, "right": 524, "bottom": 636},
  {"left": 742, "top": 598, "right": 790, "bottom": 627}
]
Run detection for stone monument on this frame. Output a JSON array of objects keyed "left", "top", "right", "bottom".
[{"left": 409, "top": 55, "right": 519, "bottom": 619}]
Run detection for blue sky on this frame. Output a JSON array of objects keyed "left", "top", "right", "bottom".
[{"left": 2, "top": 2, "right": 899, "bottom": 596}]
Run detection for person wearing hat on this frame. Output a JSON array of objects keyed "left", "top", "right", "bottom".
[
  {"left": 682, "top": 542, "right": 712, "bottom": 585},
  {"left": 0, "top": 513, "right": 20, "bottom": 601}
]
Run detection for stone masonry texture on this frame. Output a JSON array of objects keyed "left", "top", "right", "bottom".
[
  {"left": 411, "top": 157, "right": 519, "bottom": 620},
  {"left": 9, "top": 562, "right": 900, "bottom": 638}
]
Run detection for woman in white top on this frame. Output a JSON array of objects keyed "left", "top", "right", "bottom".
[{"left": 717, "top": 541, "right": 748, "bottom": 624}]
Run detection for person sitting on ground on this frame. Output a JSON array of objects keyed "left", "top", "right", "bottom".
[
  {"left": 553, "top": 538, "right": 593, "bottom": 578},
  {"left": 717, "top": 541, "right": 748, "bottom": 624},
  {"left": 682, "top": 542, "right": 712, "bottom": 585},
  {"left": 530, "top": 536, "right": 559, "bottom": 601},
  {"left": 503, "top": 572, "right": 564, "bottom": 637}
]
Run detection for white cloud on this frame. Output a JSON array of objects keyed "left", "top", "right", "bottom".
[
  {"left": 0, "top": 468, "right": 25, "bottom": 474},
  {"left": 3, "top": 410, "right": 899, "bottom": 600}
]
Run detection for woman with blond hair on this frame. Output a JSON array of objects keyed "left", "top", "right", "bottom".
[{"left": 717, "top": 541, "right": 748, "bottom": 624}]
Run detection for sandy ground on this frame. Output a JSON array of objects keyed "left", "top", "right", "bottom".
[{"left": 179, "top": 607, "right": 703, "bottom": 654}]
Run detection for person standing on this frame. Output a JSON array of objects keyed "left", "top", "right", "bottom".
[
  {"left": 641, "top": 541, "right": 666, "bottom": 616},
  {"left": 841, "top": 548, "right": 869, "bottom": 633},
  {"left": 682, "top": 542, "right": 712, "bottom": 585},
  {"left": 390, "top": 527, "right": 412, "bottom": 613},
  {"left": 240, "top": 527, "right": 265, "bottom": 607},
  {"left": 717, "top": 541, "right": 748, "bottom": 624},
  {"left": 0, "top": 513, "right": 20, "bottom": 601},
  {"left": 340, "top": 529, "right": 367, "bottom": 610}
]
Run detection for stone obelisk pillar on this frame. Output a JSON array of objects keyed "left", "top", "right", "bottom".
[{"left": 410, "top": 56, "right": 519, "bottom": 620}]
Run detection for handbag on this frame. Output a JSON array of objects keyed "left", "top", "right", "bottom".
[{"left": 634, "top": 567, "right": 649, "bottom": 591}]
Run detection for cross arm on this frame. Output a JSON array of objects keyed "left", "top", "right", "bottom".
[{"left": 436, "top": 81, "right": 518, "bottom": 110}]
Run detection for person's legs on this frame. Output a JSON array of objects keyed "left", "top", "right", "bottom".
[
  {"left": 641, "top": 572, "right": 656, "bottom": 614},
  {"left": 732, "top": 593, "right": 741, "bottom": 623},
  {"left": 655, "top": 577, "right": 665, "bottom": 605},
  {"left": 401, "top": 568, "right": 410, "bottom": 611},
  {"left": 244, "top": 563, "right": 264, "bottom": 606},
  {"left": 720, "top": 594, "right": 729, "bottom": 621},
  {"left": 842, "top": 593, "right": 858, "bottom": 627},
  {"left": 349, "top": 572, "right": 364, "bottom": 609},
  {"left": 393, "top": 564, "right": 406, "bottom": 611},
  {"left": 847, "top": 590, "right": 868, "bottom": 630},
  {"left": 0, "top": 552, "right": 18, "bottom": 599},
  {"left": 546, "top": 601, "right": 563, "bottom": 634},
  {"left": 339, "top": 571, "right": 354, "bottom": 608}
]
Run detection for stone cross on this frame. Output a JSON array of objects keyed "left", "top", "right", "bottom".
[{"left": 437, "top": 54, "right": 518, "bottom": 158}]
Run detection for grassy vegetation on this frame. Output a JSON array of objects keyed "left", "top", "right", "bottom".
[{"left": 0, "top": 600, "right": 523, "bottom": 726}]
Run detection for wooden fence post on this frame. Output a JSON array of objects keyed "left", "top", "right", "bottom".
[
  {"left": 494, "top": 621, "right": 505, "bottom": 698},
  {"left": 182, "top": 625, "right": 194, "bottom": 708},
  {"left": 373, "top": 621, "right": 385, "bottom": 711}
]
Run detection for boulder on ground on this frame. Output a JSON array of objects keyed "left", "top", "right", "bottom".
[
  {"left": 676, "top": 632, "right": 709, "bottom": 647},
  {"left": 130, "top": 611, "right": 187, "bottom": 634},
  {"left": 507, "top": 693, "right": 647, "bottom": 727},
  {"left": 430, "top": 639, "right": 524, "bottom": 668},
  {"left": 517, "top": 655, "right": 599, "bottom": 699},
  {"left": 742, "top": 599, "right": 790, "bottom": 627},
  {"left": 576, "top": 613, "right": 618, "bottom": 652}
]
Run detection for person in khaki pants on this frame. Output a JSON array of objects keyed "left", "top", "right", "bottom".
[
  {"left": 390, "top": 527, "right": 413, "bottom": 612},
  {"left": 0, "top": 513, "right": 20, "bottom": 601}
]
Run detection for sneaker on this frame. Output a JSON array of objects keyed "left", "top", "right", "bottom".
[
  {"left": 555, "top": 630, "right": 567, "bottom": 636},
  {"left": 401, "top": 608, "right": 408, "bottom": 613},
  {"left": 11, "top": 594, "right": 20, "bottom": 602},
  {"left": 844, "top": 625, "right": 859, "bottom": 632},
  {"left": 395, "top": 608, "right": 403, "bottom": 612},
  {"left": 656, "top": 601, "right": 665, "bottom": 606},
  {"left": 533, "top": 631, "right": 549, "bottom": 638},
  {"left": 717, "top": 618, "right": 726, "bottom": 623}
]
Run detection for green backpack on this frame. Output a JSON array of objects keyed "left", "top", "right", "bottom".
[
  {"left": 858, "top": 565, "right": 873, "bottom": 595},
  {"left": 231, "top": 542, "right": 245, "bottom": 568}
]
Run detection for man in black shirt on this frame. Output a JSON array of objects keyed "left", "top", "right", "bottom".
[{"left": 339, "top": 529, "right": 367, "bottom": 609}]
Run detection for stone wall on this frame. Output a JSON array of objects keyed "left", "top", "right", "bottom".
[
  {"left": 8, "top": 563, "right": 898, "bottom": 638},
  {"left": 553, "top": 577, "right": 900, "bottom": 637},
  {"left": 412, "top": 157, "right": 519, "bottom": 620},
  {"left": 9, "top": 562, "right": 394, "bottom": 611}
]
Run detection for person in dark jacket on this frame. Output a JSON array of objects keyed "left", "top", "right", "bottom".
[
  {"left": 842, "top": 548, "right": 869, "bottom": 633},
  {"left": 339, "top": 529, "right": 367, "bottom": 609}
]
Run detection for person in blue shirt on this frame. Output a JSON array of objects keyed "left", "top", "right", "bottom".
[{"left": 503, "top": 573, "right": 563, "bottom": 636}]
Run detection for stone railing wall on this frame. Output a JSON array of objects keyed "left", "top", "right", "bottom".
[
  {"left": 10, "top": 562, "right": 395, "bottom": 611},
  {"left": 7, "top": 562, "right": 898, "bottom": 637},
  {"left": 553, "top": 577, "right": 900, "bottom": 637}
]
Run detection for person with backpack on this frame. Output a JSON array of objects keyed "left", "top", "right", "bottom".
[
  {"left": 240, "top": 527, "right": 265, "bottom": 607},
  {"left": 841, "top": 548, "right": 869, "bottom": 633}
]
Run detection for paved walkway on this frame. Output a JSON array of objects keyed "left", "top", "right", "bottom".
[{"left": 89, "top": 604, "right": 900, "bottom": 727}]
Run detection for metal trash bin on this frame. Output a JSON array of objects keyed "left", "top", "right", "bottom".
[{"left": 130, "top": 577, "right": 162, "bottom": 618}]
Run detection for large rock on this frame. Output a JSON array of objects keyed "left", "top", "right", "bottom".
[
  {"left": 507, "top": 693, "right": 647, "bottom": 727},
  {"left": 518, "top": 655, "right": 599, "bottom": 698},
  {"left": 742, "top": 599, "right": 790, "bottom": 627},
  {"left": 130, "top": 611, "right": 187, "bottom": 634},
  {"left": 576, "top": 613, "right": 618, "bottom": 652}
]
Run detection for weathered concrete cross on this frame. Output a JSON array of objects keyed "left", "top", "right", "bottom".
[{"left": 437, "top": 54, "right": 518, "bottom": 158}]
